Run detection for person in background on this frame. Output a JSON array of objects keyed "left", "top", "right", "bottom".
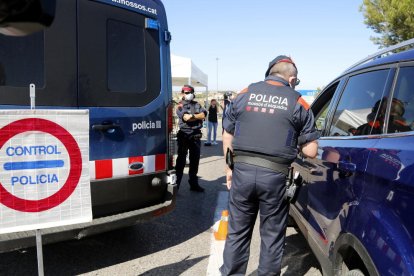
[
  {"left": 221, "top": 92, "right": 231, "bottom": 133},
  {"left": 205, "top": 99, "right": 219, "bottom": 146},
  {"left": 175, "top": 84, "right": 207, "bottom": 192}
]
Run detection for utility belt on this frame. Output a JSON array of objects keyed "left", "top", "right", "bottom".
[
  {"left": 225, "top": 149, "right": 303, "bottom": 203},
  {"left": 227, "top": 150, "right": 290, "bottom": 175},
  {"left": 177, "top": 130, "right": 202, "bottom": 141},
  {"left": 234, "top": 155, "right": 289, "bottom": 175}
]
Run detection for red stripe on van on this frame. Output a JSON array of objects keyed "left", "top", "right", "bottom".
[
  {"left": 128, "top": 156, "right": 144, "bottom": 175},
  {"left": 95, "top": 159, "right": 113, "bottom": 179},
  {"left": 155, "top": 154, "right": 166, "bottom": 171}
]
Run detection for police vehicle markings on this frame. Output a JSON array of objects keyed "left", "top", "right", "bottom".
[
  {"left": 90, "top": 154, "right": 167, "bottom": 180},
  {"left": 0, "top": 118, "right": 81, "bottom": 212}
]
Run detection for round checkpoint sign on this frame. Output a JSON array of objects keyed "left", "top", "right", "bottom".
[{"left": 0, "top": 118, "right": 82, "bottom": 212}]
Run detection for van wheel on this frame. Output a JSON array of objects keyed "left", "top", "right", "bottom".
[{"left": 344, "top": 269, "right": 365, "bottom": 276}]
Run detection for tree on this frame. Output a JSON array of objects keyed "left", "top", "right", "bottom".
[{"left": 360, "top": 0, "right": 414, "bottom": 47}]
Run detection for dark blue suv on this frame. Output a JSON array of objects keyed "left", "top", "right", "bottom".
[{"left": 290, "top": 39, "right": 414, "bottom": 276}]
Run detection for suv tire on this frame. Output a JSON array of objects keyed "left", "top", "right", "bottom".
[{"left": 345, "top": 269, "right": 365, "bottom": 276}]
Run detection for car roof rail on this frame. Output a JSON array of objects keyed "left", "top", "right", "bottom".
[{"left": 343, "top": 38, "right": 414, "bottom": 73}]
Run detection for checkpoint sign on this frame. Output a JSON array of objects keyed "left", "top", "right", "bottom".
[{"left": 0, "top": 110, "right": 92, "bottom": 234}]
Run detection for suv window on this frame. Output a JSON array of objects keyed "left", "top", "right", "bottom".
[
  {"left": 313, "top": 82, "right": 339, "bottom": 135},
  {"left": 316, "top": 101, "right": 331, "bottom": 132},
  {"left": 386, "top": 67, "right": 414, "bottom": 133},
  {"left": 329, "top": 70, "right": 390, "bottom": 136}
]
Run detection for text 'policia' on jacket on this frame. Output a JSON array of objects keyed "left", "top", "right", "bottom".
[{"left": 231, "top": 77, "right": 305, "bottom": 163}]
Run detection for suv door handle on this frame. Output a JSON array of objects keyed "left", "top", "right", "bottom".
[{"left": 337, "top": 161, "right": 356, "bottom": 173}]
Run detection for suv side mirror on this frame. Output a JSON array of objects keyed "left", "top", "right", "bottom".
[{"left": 0, "top": 0, "right": 56, "bottom": 36}]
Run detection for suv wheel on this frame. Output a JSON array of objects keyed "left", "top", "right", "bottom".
[
  {"left": 340, "top": 259, "right": 365, "bottom": 276},
  {"left": 344, "top": 269, "right": 365, "bottom": 276}
]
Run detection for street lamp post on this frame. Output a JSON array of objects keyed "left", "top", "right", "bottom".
[{"left": 216, "top": 57, "right": 219, "bottom": 94}]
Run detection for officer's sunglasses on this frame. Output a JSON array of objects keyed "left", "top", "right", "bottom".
[
  {"left": 183, "top": 91, "right": 193, "bottom": 94},
  {"left": 294, "top": 78, "right": 300, "bottom": 86}
]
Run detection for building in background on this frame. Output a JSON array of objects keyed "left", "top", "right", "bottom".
[
  {"left": 297, "top": 90, "right": 318, "bottom": 104},
  {"left": 171, "top": 54, "right": 208, "bottom": 92}
]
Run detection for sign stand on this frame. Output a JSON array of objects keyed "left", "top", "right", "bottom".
[
  {"left": 30, "top": 83, "right": 45, "bottom": 276},
  {"left": 30, "top": 83, "right": 35, "bottom": 110},
  {"left": 36, "top": 229, "right": 44, "bottom": 276}
]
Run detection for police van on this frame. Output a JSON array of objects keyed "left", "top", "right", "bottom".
[{"left": 0, "top": 0, "right": 176, "bottom": 251}]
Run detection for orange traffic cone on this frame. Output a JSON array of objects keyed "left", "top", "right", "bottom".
[{"left": 214, "top": 210, "right": 229, "bottom": 240}]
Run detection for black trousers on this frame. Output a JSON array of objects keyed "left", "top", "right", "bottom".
[
  {"left": 221, "top": 162, "right": 288, "bottom": 276},
  {"left": 175, "top": 130, "right": 201, "bottom": 188}
]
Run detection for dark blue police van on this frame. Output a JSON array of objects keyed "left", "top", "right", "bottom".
[
  {"left": 290, "top": 38, "right": 414, "bottom": 276},
  {"left": 0, "top": 0, "right": 176, "bottom": 251}
]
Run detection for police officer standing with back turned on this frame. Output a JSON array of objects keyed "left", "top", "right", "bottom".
[
  {"left": 175, "top": 84, "right": 207, "bottom": 192},
  {"left": 220, "top": 56, "right": 319, "bottom": 276}
]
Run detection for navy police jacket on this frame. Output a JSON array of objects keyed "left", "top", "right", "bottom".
[
  {"left": 176, "top": 100, "right": 207, "bottom": 135},
  {"left": 223, "top": 76, "right": 319, "bottom": 163}
]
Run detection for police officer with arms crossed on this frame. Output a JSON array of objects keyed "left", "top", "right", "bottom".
[
  {"left": 175, "top": 84, "right": 207, "bottom": 192},
  {"left": 220, "top": 56, "right": 319, "bottom": 275}
]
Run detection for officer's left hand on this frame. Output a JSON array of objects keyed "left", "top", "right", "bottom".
[
  {"left": 183, "top": 114, "right": 192, "bottom": 121},
  {"left": 226, "top": 169, "right": 232, "bottom": 190}
]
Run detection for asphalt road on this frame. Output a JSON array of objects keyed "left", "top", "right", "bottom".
[{"left": 0, "top": 131, "right": 322, "bottom": 276}]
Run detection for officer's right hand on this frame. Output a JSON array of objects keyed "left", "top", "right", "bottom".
[{"left": 226, "top": 169, "right": 232, "bottom": 190}]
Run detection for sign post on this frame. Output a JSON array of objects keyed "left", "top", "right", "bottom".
[
  {"left": 30, "top": 84, "right": 44, "bottom": 276},
  {"left": 0, "top": 109, "right": 91, "bottom": 275},
  {"left": 36, "top": 229, "right": 44, "bottom": 276}
]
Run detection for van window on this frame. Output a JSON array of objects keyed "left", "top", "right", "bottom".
[
  {"left": 107, "top": 19, "right": 145, "bottom": 93},
  {"left": 329, "top": 70, "right": 390, "bottom": 136},
  {"left": 0, "top": 32, "right": 44, "bottom": 87},
  {"left": 78, "top": 0, "right": 161, "bottom": 107},
  {"left": 386, "top": 67, "right": 414, "bottom": 133}
]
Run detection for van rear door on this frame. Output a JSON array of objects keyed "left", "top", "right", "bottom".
[{"left": 78, "top": 0, "right": 166, "bottom": 176}]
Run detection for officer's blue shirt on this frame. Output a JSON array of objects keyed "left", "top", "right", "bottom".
[
  {"left": 176, "top": 100, "right": 207, "bottom": 135},
  {"left": 223, "top": 76, "right": 319, "bottom": 161}
]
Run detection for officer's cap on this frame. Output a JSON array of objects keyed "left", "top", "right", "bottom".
[
  {"left": 181, "top": 84, "right": 195, "bottom": 93},
  {"left": 265, "top": 55, "right": 297, "bottom": 77}
]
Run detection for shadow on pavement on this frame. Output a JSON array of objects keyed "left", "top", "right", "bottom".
[
  {"left": 246, "top": 229, "right": 322, "bottom": 276},
  {"left": 140, "top": 255, "right": 208, "bottom": 275},
  {"left": 281, "top": 230, "right": 322, "bottom": 275}
]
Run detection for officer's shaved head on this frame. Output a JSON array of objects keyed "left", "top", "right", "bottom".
[{"left": 269, "top": 62, "right": 297, "bottom": 79}]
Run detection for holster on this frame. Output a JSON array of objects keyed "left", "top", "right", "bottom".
[
  {"left": 191, "top": 133, "right": 202, "bottom": 140},
  {"left": 285, "top": 169, "right": 303, "bottom": 203},
  {"left": 226, "top": 148, "right": 234, "bottom": 170}
]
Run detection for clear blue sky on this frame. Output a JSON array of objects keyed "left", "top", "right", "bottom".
[{"left": 162, "top": 0, "right": 379, "bottom": 92}]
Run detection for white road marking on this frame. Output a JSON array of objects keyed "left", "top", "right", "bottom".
[{"left": 206, "top": 191, "right": 229, "bottom": 276}]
